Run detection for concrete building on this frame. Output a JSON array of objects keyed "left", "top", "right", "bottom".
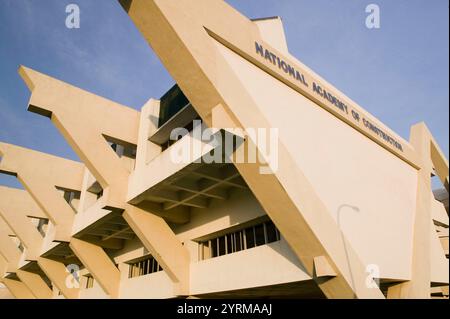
[{"left": 0, "top": 0, "right": 448, "bottom": 299}]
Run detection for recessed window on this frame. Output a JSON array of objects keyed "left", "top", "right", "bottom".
[
  {"left": 56, "top": 186, "right": 81, "bottom": 213},
  {"left": 245, "top": 227, "right": 255, "bottom": 249},
  {"left": 218, "top": 236, "right": 226, "bottom": 256},
  {"left": 36, "top": 218, "right": 49, "bottom": 237},
  {"left": 265, "top": 220, "right": 280, "bottom": 243},
  {"left": 226, "top": 234, "right": 233, "bottom": 254},
  {"left": 210, "top": 239, "right": 217, "bottom": 258},
  {"left": 128, "top": 255, "right": 162, "bottom": 278},
  {"left": 198, "top": 220, "right": 281, "bottom": 260},
  {"left": 85, "top": 275, "right": 94, "bottom": 289},
  {"left": 254, "top": 224, "right": 265, "bottom": 246}
]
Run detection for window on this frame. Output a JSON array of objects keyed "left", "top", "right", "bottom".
[
  {"left": 265, "top": 220, "right": 279, "bottom": 243},
  {"left": 234, "top": 231, "right": 243, "bottom": 252},
  {"left": 110, "top": 142, "right": 137, "bottom": 159},
  {"left": 56, "top": 187, "right": 81, "bottom": 213},
  {"left": 85, "top": 275, "right": 94, "bottom": 289},
  {"left": 245, "top": 227, "right": 255, "bottom": 249},
  {"left": 160, "top": 118, "right": 201, "bottom": 151},
  {"left": 158, "top": 84, "right": 190, "bottom": 127},
  {"left": 254, "top": 224, "right": 265, "bottom": 246},
  {"left": 37, "top": 219, "right": 49, "bottom": 237},
  {"left": 128, "top": 255, "right": 162, "bottom": 278},
  {"left": 210, "top": 239, "right": 217, "bottom": 258},
  {"left": 198, "top": 220, "right": 281, "bottom": 260},
  {"left": 63, "top": 190, "right": 80, "bottom": 206},
  {"left": 218, "top": 236, "right": 226, "bottom": 256}
]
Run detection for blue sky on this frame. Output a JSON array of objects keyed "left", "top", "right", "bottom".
[{"left": 0, "top": 0, "right": 448, "bottom": 189}]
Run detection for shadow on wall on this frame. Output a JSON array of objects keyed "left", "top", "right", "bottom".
[{"left": 337, "top": 204, "right": 361, "bottom": 292}]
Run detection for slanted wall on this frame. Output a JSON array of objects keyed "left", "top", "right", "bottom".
[{"left": 214, "top": 39, "right": 417, "bottom": 281}]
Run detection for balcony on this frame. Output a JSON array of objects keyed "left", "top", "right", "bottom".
[
  {"left": 129, "top": 162, "right": 248, "bottom": 225},
  {"left": 40, "top": 242, "right": 81, "bottom": 267},
  {"left": 71, "top": 208, "right": 133, "bottom": 253},
  {"left": 119, "top": 271, "right": 175, "bottom": 299},
  {"left": 189, "top": 239, "right": 323, "bottom": 298}
]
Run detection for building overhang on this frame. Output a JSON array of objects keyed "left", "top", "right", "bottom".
[{"left": 40, "top": 242, "right": 81, "bottom": 267}]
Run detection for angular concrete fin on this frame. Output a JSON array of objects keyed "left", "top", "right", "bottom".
[
  {"left": 69, "top": 238, "right": 121, "bottom": 298},
  {"left": 16, "top": 270, "right": 53, "bottom": 299},
  {"left": 2, "top": 278, "right": 36, "bottom": 299},
  {"left": 18, "top": 65, "right": 140, "bottom": 209},
  {"left": 122, "top": 204, "right": 190, "bottom": 295},
  {"left": 37, "top": 257, "right": 79, "bottom": 299},
  {"left": 0, "top": 142, "right": 84, "bottom": 240},
  {"left": 253, "top": 16, "right": 289, "bottom": 54},
  {"left": 18, "top": 65, "right": 41, "bottom": 91},
  {"left": 0, "top": 188, "right": 44, "bottom": 259}
]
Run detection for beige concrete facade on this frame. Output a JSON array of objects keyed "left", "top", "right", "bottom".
[{"left": 0, "top": 0, "right": 448, "bottom": 299}]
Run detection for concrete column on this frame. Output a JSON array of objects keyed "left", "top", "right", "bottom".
[
  {"left": 123, "top": 204, "right": 190, "bottom": 295},
  {"left": 16, "top": 270, "right": 53, "bottom": 299},
  {"left": 37, "top": 257, "right": 79, "bottom": 299},
  {"left": 69, "top": 238, "right": 120, "bottom": 298},
  {"left": 2, "top": 278, "right": 35, "bottom": 299}
]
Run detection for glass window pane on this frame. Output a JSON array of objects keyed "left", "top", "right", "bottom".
[
  {"left": 218, "top": 236, "right": 226, "bottom": 256},
  {"left": 211, "top": 239, "right": 217, "bottom": 257},
  {"left": 235, "top": 231, "right": 242, "bottom": 252},
  {"left": 255, "top": 224, "right": 265, "bottom": 246},
  {"left": 226, "top": 234, "right": 233, "bottom": 254},
  {"left": 246, "top": 227, "right": 255, "bottom": 249},
  {"left": 201, "top": 241, "right": 209, "bottom": 260},
  {"left": 265, "top": 221, "right": 278, "bottom": 243}
]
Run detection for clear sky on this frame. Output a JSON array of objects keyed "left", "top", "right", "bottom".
[{"left": 0, "top": 0, "right": 448, "bottom": 189}]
